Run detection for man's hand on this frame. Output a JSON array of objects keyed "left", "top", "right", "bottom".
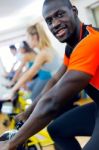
[
  {"left": 0, "top": 141, "right": 15, "bottom": 150},
  {"left": 14, "top": 112, "right": 27, "bottom": 123}
]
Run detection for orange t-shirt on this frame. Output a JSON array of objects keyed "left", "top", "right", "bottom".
[{"left": 64, "top": 26, "right": 99, "bottom": 90}]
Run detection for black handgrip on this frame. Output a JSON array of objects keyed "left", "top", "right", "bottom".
[{"left": 16, "top": 121, "right": 24, "bottom": 130}]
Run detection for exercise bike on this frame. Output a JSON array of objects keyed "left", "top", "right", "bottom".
[
  {"left": 0, "top": 121, "right": 42, "bottom": 150},
  {"left": 0, "top": 91, "right": 56, "bottom": 150}
]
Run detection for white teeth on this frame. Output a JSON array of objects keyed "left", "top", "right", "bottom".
[{"left": 56, "top": 29, "right": 66, "bottom": 37}]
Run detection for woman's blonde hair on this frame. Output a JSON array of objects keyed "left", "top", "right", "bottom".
[{"left": 27, "top": 23, "right": 52, "bottom": 50}]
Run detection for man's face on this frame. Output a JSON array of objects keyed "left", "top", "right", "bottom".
[{"left": 43, "top": 1, "right": 77, "bottom": 43}]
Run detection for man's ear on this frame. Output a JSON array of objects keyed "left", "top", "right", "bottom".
[{"left": 72, "top": 6, "right": 78, "bottom": 16}]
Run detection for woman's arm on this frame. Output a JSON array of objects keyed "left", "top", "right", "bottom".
[
  {"left": 12, "top": 52, "right": 48, "bottom": 93},
  {"left": 11, "top": 61, "right": 26, "bottom": 84},
  {"left": 10, "top": 61, "right": 17, "bottom": 72}
]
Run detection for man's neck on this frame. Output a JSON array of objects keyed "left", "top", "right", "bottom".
[{"left": 66, "top": 21, "right": 81, "bottom": 48}]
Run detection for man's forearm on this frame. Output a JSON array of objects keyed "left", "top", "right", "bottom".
[
  {"left": 23, "top": 68, "right": 64, "bottom": 118},
  {"left": 10, "top": 95, "right": 56, "bottom": 149},
  {"left": 23, "top": 94, "right": 42, "bottom": 119},
  {"left": 22, "top": 64, "right": 66, "bottom": 117},
  {"left": 41, "top": 77, "right": 57, "bottom": 94},
  {"left": 23, "top": 78, "right": 57, "bottom": 119},
  {"left": 15, "top": 65, "right": 65, "bottom": 120}
]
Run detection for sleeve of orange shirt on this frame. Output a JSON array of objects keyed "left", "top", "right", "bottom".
[
  {"left": 64, "top": 54, "right": 69, "bottom": 66},
  {"left": 68, "top": 34, "right": 99, "bottom": 76}
]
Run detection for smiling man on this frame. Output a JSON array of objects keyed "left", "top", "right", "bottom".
[
  {"left": 44, "top": 0, "right": 77, "bottom": 43},
  {"left": 0, "top": 0, "right": 99, "bottom": 150}
]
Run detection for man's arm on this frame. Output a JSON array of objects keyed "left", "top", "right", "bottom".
[
  {"left": 17, "top": 64, "right": 66, "bottom": 121},
  {"left": 9, "top": 70, "right": 92, "bottom": 149}
]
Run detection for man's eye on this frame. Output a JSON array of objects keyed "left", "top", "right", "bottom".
[{"left": 46, "top": 19, "right": 52, "bottom": 25}]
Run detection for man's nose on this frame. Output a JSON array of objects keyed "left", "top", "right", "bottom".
[{"left": 52, "top": 18, "right": 60, "bottom": 28}]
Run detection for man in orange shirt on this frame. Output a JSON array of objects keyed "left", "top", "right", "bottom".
[{"left": 0, "top": 0, "right": 99, "bottom": 150}]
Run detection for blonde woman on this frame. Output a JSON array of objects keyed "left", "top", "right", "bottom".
[{"left": 3, "top": 23, "right": 61, "bottom": 100}]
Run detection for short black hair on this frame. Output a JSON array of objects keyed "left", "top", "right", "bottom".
[
  {"left": 43, "top": 0, "right": 72, "bottom": 9},
  {"left": 9, "top": 45, "right": 17, "bottom": 50}
]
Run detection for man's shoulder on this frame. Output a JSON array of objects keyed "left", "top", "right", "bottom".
[
  {"left": 93, "top": 27, "right": 99, "bottom": 31},
  {"left": 79, "top": 25, "right": 99, "bottom": 45},
  {"left": 83, "top": 25, "right": 99, "bottom": 37},
  {"left": 64, "top": 25, "right": 99, "bottom": 58}
]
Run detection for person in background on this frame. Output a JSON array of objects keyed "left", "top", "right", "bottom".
[
  {"left": 6, "top": 41, "right": 37, "bottom": 88},
  {"left": 3, "top": 23, "right": 61, "bottom": 101},
  {"left": 3, "top": 45, "right": 18, "bottom": 80}
]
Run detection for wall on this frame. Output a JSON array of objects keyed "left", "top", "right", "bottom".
[{"left": 71, "top": 0, "right": 99, "bottom": 26}]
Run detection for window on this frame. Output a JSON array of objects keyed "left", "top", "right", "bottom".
[
  {"left": 90, "top": 2, "right": 99, "bottom": 27},
  {"left": 93, "top": 6, "right": 99, "bottom": 27}
]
